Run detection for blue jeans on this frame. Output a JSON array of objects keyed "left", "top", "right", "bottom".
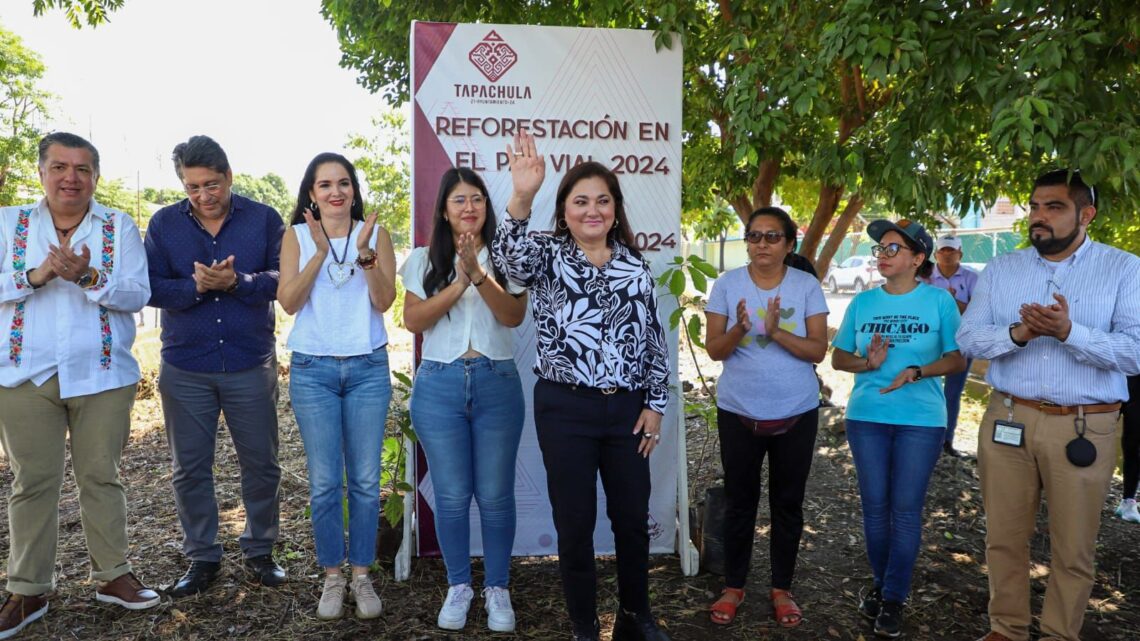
[
  {"left": 845, "top": 419, "right": 945, "bottom": 603},
  {"left": 943, "top": 358, "right": 973, "bottom": 443},
  {"left": 289, "top": 347, "right": 391, "bottom": 568},
  {"left": 410, "top": 357, "right": 525, "bottom": 587}
]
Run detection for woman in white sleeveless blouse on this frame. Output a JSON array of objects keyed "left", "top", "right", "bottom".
[{"left": 278, "top": 153, "right": 396, "bottom": 621}]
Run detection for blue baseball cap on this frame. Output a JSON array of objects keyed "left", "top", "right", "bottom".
[{"left": 867, "top": 219, "right": 934, "bottom": 257}]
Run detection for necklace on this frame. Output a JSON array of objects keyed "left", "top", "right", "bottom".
[
  {"left": 320, "top": 219, "right": 355, "bottom": 288},
  {"left": 54, "top": 221, "right": 81, "bottom": 237}
]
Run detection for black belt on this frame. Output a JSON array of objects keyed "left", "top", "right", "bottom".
[{"left": 543, "top": 378, "right": 638, "bottom": 396}]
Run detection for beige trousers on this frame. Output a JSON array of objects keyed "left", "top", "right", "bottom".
[
  {"left": 0, "top": 376, "right": 137, "bottom": 595},
  {"left": 977, "top": 394, "right": 1118, "bottom": 641}
]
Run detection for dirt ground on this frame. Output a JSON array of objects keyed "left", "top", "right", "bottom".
[{"left": 1, "top": 330, "right": 1137, "bottom": 640}]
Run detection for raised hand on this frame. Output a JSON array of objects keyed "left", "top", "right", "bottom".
[
  {"left": 506, "top": 130, "right": 545, "bottom": 200},
  {"left": 866, "top": 333, "right": 890, "bottom": 370},
  {"left": 735, "top": 298, "right": 752, "bottom": 333}
]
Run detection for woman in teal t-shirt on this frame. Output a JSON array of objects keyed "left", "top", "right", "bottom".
[{"left": 830, "top": 219, "right": 966, "bottom": 639}]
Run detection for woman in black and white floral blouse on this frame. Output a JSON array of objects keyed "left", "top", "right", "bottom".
[{"left": 491, "top": 131, "right": 670, "bottom": 641}]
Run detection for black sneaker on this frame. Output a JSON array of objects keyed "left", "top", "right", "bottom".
[
  {"left": 859, "top": 586, "right": 882, "bottom": 620},
  {"left": 874, "top": 600, "right": 904, "bottom": 638}
]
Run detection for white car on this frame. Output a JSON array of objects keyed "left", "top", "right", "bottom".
[{"left": 826, "top": 256, "right": 882, "bottom": 293}]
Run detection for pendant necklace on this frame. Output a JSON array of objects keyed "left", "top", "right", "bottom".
[
  {"left": 320, "top": 219, "right": 355, "bottom": 288},
  {"left": 54, "top": 221, "right": 81, "bottom": 238}
]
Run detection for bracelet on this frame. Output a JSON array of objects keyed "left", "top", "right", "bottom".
[
  {"left": 470, "top": 270, "right": 488, "bottom": 287},
  {"left": 355, "top": 250, "right": 378, "bottom": 270},
  {"left": 224, "top": 274, "right": 240, "bottom": 293}
]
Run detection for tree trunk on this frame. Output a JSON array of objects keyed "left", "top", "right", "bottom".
[
  {"left": 798, "top": 183, "right": 843, "bottom": 271},
  {"left": 731, "top": 158, "right": 781, "bottom": 225},
  {"left": 718, "top": 230, "right": 726, "bottom": 271},
  {"left": 814, "top": 194, "right": 866, "bottom": 278}
]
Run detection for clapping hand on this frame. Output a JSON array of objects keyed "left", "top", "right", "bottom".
[
  {"left": 735, "top": 298, "right": 752, "bottom": 333},
  {"left": 302, "top": 207, "right": 329, "bottom": 255},
  {"left": 880, "top": 367, "right": 918, "bottom": 394},
  {"left": 456, "top": 232, "right": 484, "bottom": 284},
  {"left": 193, "top": 256, "right": 236, "bottom": 293},
  {"left": 764, "top": 296, "right": 781, "bottom": 337},
  {"left": 357, "top": 211, "right": 379, "bottom": 253},
  {"left": 47, "top": 241, "right": 92, "bottom": 283},
  {"left": 1020, "top": 293, "right": 1072, "bottom": 341},
  {"left": 866, "top": 333, "right": 890, "bottom": 370}
]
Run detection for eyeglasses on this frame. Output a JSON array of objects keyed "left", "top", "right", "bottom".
[
  {"left": 184, "top": 182, "right": 224, "bottom": 197},
  {"left": 871, "top": 243, "right": 911, "bottom": 258},
  {"left": 745, "top": 230, "right": 786, "bottom": 245},
  {"left": 448, "top": 195, "right": 486, "bottom": 207}
]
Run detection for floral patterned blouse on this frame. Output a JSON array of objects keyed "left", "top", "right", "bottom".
[{"left": 492, "top": 214, "right": 669, "bottom": 414}]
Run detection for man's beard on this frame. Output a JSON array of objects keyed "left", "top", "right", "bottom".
[{"left": 1029, "top": 223, "right": 1081, "bottom": 255}]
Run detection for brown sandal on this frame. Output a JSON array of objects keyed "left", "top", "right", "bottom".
[
  {"left": 770, "top": 588, "right": 802, "bottom": 628},
  {"left": 709, "top": 587, "right": 745, "bottom": 625}
]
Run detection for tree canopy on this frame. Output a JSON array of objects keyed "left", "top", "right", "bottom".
[
  {"left": 31, "top": 0, "right": 124, "bottom": 29},
  {"left": 231, "top": 172, "right": 294, "bottom": 220},
  {"left": 0, "top": 24, "right": 51, "bottom": 206},
  {"left": 322, "top": 0, "right": 1140, "bottom": 269},
  {"left": 346, "top": 108, "right": 411, "bottom": 250}
]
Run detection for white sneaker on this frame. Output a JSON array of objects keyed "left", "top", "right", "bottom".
[
  {"left": 1118, "top": 498, "right": 1140, "bottom": 523},
  {"left": 350, "top": 573, "right": 382, "bottom": 619},
  {"left": 436, "top": 583, "right": 474, "bottom": 630},
  {"left": 317, "top": 574, "right": 346, "bottom": 620},
  {"left": 483, "top": 586, "right": 516, "bottom": 632}
]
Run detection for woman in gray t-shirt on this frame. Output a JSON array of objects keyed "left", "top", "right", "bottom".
[{"left": 704, "top": 207, "right": 829, "bottom": 628}]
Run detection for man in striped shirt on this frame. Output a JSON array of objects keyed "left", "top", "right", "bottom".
[{"left": 957, "top": 169, "right": 1140, "bottom": 641}]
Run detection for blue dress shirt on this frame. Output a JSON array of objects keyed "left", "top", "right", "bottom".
[{"left": 145, "top": 194, "right": 284, "bottom": 372}]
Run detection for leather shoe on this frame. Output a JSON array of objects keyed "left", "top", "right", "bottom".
[
  {"left": 96, "top": 573, "right": 161, "bottom": 610},
  {"left": 244, "top": 555, "right": 286, "bottom": 587},
  {"left": 612, "top": 608, "right": 670, "bottom": 641},
  {"left": 0, "top": 593, "right": 49, "bottom": 639},
  {"left": 169, "top": 560, "right": 220, "bottom": 598}
]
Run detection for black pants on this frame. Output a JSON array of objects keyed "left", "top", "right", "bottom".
[
  {"left": 1123, "top": 375, "right": 1140, "bottom": 499},
  {"left": 717, "top": 407, "right": 818, "bottom": 590},
  {"left": 533, "top": 379, "right": 652, "bottom": 630}
]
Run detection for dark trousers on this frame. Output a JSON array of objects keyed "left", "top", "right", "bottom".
[
  {"left": 159, "top": 359, "right": 281, "bottom": 562},
  {"left": 717, "top": 407, "right": 818, "bottom": 590},
  {"left": 1124, "top": 375, "right": 1140, "bottom": 499},
  {"left": 533, "top": 379, "right": 652, "bottom": 630}
]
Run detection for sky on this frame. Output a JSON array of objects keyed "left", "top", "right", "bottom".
[{"left": 1, "top": 0, "right": 386, "bottom": 191}]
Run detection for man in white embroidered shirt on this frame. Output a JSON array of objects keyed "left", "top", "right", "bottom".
[
  {"left": 0, "top": 132, "right": 158, "bottom": 638},
  {"left": 957, "top": 169, "right": 1140, "bottom": 641}
]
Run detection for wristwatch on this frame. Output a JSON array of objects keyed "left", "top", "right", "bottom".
[
  {"left": 906, "top": 365, "right": 924, "bottom": 381},
  {"left": 75, "top": 267, "right": 99, "bottom": 289},
  {"left": 1008, "top": 321, "right": 1028, "bottom": 347}
]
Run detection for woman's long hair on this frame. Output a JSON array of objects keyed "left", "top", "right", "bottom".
[
  {"left": 552, "top": 161, "right": 640, "bottom": 258},
  {"left": 289, "top": 153, "right": 365, "bottom": 225},
  {"left": 423, "top": 167, "right": 507, "bottom": 296}
]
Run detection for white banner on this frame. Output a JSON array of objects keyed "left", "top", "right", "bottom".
[{"left": 410, "top": 21, "right": 683, "bottom": 558}]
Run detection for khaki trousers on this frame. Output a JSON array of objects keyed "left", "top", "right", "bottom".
[
  {"left": 978, "top": 394, "right": 1118, "bottom": 641},
  {"left": 0, "top": 376, "right": 137, "bottom": 595}
]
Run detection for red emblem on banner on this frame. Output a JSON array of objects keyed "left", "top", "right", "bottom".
[{"left": 468, "top": 30, "right": 518, "bottom": 83}]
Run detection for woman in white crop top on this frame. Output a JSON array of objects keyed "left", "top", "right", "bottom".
[
  {"left": 277, "top": 153, "right": 396, "bottom": 621},
  {"left": 401, "top": 167, "right": 527, "bottom": 633}
]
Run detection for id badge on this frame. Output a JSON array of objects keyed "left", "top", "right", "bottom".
[{"left": 993, "top": 420, "right": 1025, "bottom": 447}]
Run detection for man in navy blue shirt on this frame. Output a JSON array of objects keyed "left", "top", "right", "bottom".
[{"left": 145, "top": 136, "right": 286, "bottom": 596}]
